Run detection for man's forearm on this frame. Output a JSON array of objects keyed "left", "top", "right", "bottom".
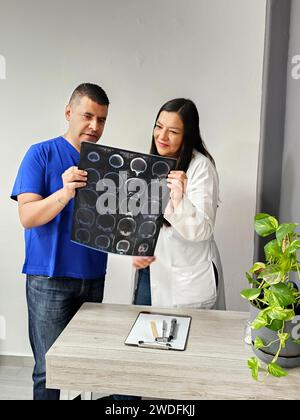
[{"left": 19, "top": 189, "right": 72, "bottom": 228}]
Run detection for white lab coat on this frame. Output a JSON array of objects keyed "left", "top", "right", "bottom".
[{"left": 133, "top": 150, "right": 226, "bottom": 310}]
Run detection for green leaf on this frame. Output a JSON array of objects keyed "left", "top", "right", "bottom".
[
  {"left": 264, "top": 288, "right": 279, "bottom": 307},
  {"left": 249, "top": 262, "right": 266, "bottom": 274},
  {"left": 240, "top": 288, "right": 262, "bottom": 301},
  {"left": 276, "top": 223, "right": 298, "bottom": 246},
  {"left": 267, "top": 363, "right": 287, "bottom": 377},
  {"left": 254, "top": 213, "right": 278, "bottom": 237},
  {"left": 268, "top": 307, "right": 295, "bottom": 321},
  {"left": 290, "top": 259, "right": 300, "bottom": 272},
  {"left": 278, "top": 332, "right": 290, "bottom": 348},
  {"left": 293, "top": 339, "right": 300, "bottom": 345},
  {"left": 269, "top": 283, "right": 296, "bottom": 307},
  {"left": 264, "top": 239, "right": 283, "bottom": 260},
  {"left": 267, "top": 319, "right": 284, "bottom": 331},
  {"left": 287, "top": 240, "right": 300, "bottom": 254},
  {"left": 251, "top": 312, "right": 268, "bottom": 329},
  {"left": 246, "top": 272, "right": 255, "bottom": 285},
  {"left": 254, "top": 336, "right": 265, "bottom": 350},
  {"left": 258, "top": 265, "right": 284, "bottom": 285},
  {"left": 279, "top": 255, "right": 293, "bottom": 272},
  {"left": 248, "top": 357, "right": 261, "bottom": 381}
]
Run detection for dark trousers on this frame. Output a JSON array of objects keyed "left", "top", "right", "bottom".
[
  {"left": 26, "top": 274, "right": 105, "bottom": 400},
  {"left": 134, "top": 266, "right": 151, "bottom": 306}
]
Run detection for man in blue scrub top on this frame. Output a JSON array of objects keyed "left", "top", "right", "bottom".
[{"left": 11, "top": 83, "right": 109, "bottom": 400}]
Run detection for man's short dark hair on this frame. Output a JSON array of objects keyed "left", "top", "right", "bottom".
[{"left": 69, "top": 83, "right": 109, "bottom": 107}]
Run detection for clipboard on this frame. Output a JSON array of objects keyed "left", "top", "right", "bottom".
[{"left": 124, "top": 311, "right": 192, "bottom": 351}]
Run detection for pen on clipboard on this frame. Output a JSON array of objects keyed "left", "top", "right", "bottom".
[
  {"left": 156, "top": 319, "right": 177, "bottom": 343},
  {"left": 143, "top": 321, "right": 172, "bottom": 349},
  {"left": 155, "top": 320, "right": 168, "bottom": 343},
  {"left": 138, "top": 340, "right": 171, "bottom": 350},
  {"left": 162, "top": 320, "right": 167, "bottom": 339},
  {"left": 150, "top": 321, "right": 159, "bottom": 339},
  {"left": 168, "top": 318, "right": 177, "bottom": 341}
]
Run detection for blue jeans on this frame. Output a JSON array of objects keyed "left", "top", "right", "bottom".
[
  {"left": 134, "top": 266, "right": 151, "bottom": 306},
  {"left": 112, "top": 267, "right": 151, "bottom": 401},
  {"left": 26, "top": 274, "right": 105, "bottom": 400}
]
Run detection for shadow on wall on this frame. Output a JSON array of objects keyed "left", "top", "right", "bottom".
[
  {"left": 0, "top": 55, "right": 6, "bottom": 80},
  {"left": 0, "top": 315, "right": 6, "bottom": 340}
]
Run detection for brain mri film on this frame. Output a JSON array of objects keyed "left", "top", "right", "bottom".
[{"left": 71, "top": 142, "right": 176, "bottom": 256}]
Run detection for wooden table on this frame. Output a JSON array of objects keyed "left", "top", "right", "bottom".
[{"left": 46, "top": 303, "right": 300, "bottom": 399}]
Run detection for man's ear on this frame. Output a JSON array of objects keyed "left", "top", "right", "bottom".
[{"left": 65, "top": 104, "right": 71, "bottom": 121}]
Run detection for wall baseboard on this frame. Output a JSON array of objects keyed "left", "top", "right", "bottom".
[{"left": 0, "top": 355, "right": 34, "bottom": 367}]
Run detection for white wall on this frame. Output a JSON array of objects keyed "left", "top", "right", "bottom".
[{"left": 0, "top": 0, "right": 266, "bottom": 356}]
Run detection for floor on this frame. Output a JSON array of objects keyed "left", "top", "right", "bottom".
[
  {"left": 0, "top": 365, "right": 33, "bottom": 400},
  {"left": 0, "top": 364, "right": 101, "bottom": 400},
  {"left": 0, "top": 360, "right": 154, "bottom": 400}
]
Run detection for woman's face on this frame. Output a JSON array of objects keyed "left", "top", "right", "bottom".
[{"left": 153, "top": 111, "right": 184, "bottom": 157}]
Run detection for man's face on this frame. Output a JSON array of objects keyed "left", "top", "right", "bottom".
[{"left": 65, "top": 96, "right": 108, "bottom": 148}]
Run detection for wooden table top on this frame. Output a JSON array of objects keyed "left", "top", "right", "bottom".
[{"left": 46, "top": 303, "right": 300, "bottom": 399}]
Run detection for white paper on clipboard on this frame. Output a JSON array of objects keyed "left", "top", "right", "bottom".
[{"left": 124, "top": 311, "right": 191, "bottom": 351}]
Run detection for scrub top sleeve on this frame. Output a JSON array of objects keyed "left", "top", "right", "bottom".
[{"left": 11, "top": 145, "right": 46, "bottom": 201}]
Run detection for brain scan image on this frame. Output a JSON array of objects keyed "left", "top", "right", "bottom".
[
  {"left": 95, "top": 235, "right": 111, "bottom": 249},
  {"left": 86, "top": 168, "right": 101, "bottom": 185},
  {"left": 96, "top": 214, "right": 116, "bottom": 232},
  {"left": 116, "top": 239, "right": 130, "bottom": 254},
  {"left": 109, "top": 154, "right": 124, "bottom": 169},
  {"left": 130, "top": 157, "right": 147, "bottom": 176},
  {"left": 138, "top": 243, "right": 149, "bottom": 253},
  {"left": 87, "top": 151, "right": 100, "bottom": 163},
  {"left": 76, "top": 208, "right": 95, "bottom": 227},
  {"left": 152, "top": 161, "right": 170, "bottom": 179},
  {"left": 117, "top": 217, "right": 136, "bottom": 236},
  {"left": 72, "top": 142, "right": 176, "bottom": 255},
  {"left": 77, "top": 188, "right": 99, "bottom": 208},
  {"left": 138, "top": 221, "right": 157, "bottom": 239},
  {"left": 75, "top": 228, "right": 91, "bottom": 244}
]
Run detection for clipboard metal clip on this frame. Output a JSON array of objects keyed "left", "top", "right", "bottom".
[{"left": 138, "top": 340, "right": 172, "bottom": 350}]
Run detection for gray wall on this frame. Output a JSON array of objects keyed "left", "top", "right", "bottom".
[
  {"left": 255, "top": 0, "right": 290, "bottom": 262},
  {"left": 280, "top": 0, "right": 300, "bottom": 238},
  {"left": 0, "top": 0, "right": 266, "bottom": 356}
]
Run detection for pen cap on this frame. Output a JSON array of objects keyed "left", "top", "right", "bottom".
[{"left": 170, "top": 318, "right": 177, "bottom": 328}]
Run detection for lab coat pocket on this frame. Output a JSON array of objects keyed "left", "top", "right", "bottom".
[{"left": 171, "top": 260, "right": 217, "bottom": 307}]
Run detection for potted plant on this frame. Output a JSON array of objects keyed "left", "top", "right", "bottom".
[{"left": 241, "top": 213, "right": 300, "bottom": 380}]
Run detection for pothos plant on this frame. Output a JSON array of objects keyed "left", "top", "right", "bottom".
[{"left": 241, "top": 213, "right": 300, "bottom": 380}]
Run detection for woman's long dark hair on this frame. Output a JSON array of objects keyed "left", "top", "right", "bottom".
[
  {"left": 150, "top": 98, "right": 215, "bottom": 171},
  {"left": 150, "top": 98, "right": 215, "bottom": 226}
]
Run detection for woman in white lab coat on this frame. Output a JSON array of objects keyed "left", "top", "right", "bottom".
[
  {"left": 133, "top": 98, "right": 226, "bottom": 310},
  {"left": 111, "top": 98, "right": 226, "bottom": 401}
]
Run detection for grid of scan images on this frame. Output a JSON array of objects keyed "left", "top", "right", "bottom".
[{"left": 71, "top": 142, "right": 176, "bottom": 256}]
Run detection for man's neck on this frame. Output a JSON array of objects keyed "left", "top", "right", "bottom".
[{"left": 63, "top": 132, "right": 80, "bottom": 152}]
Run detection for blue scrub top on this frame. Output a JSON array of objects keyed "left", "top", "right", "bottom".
[{"left": 11, "top": 136, "right": 107, "bottom": 279}]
